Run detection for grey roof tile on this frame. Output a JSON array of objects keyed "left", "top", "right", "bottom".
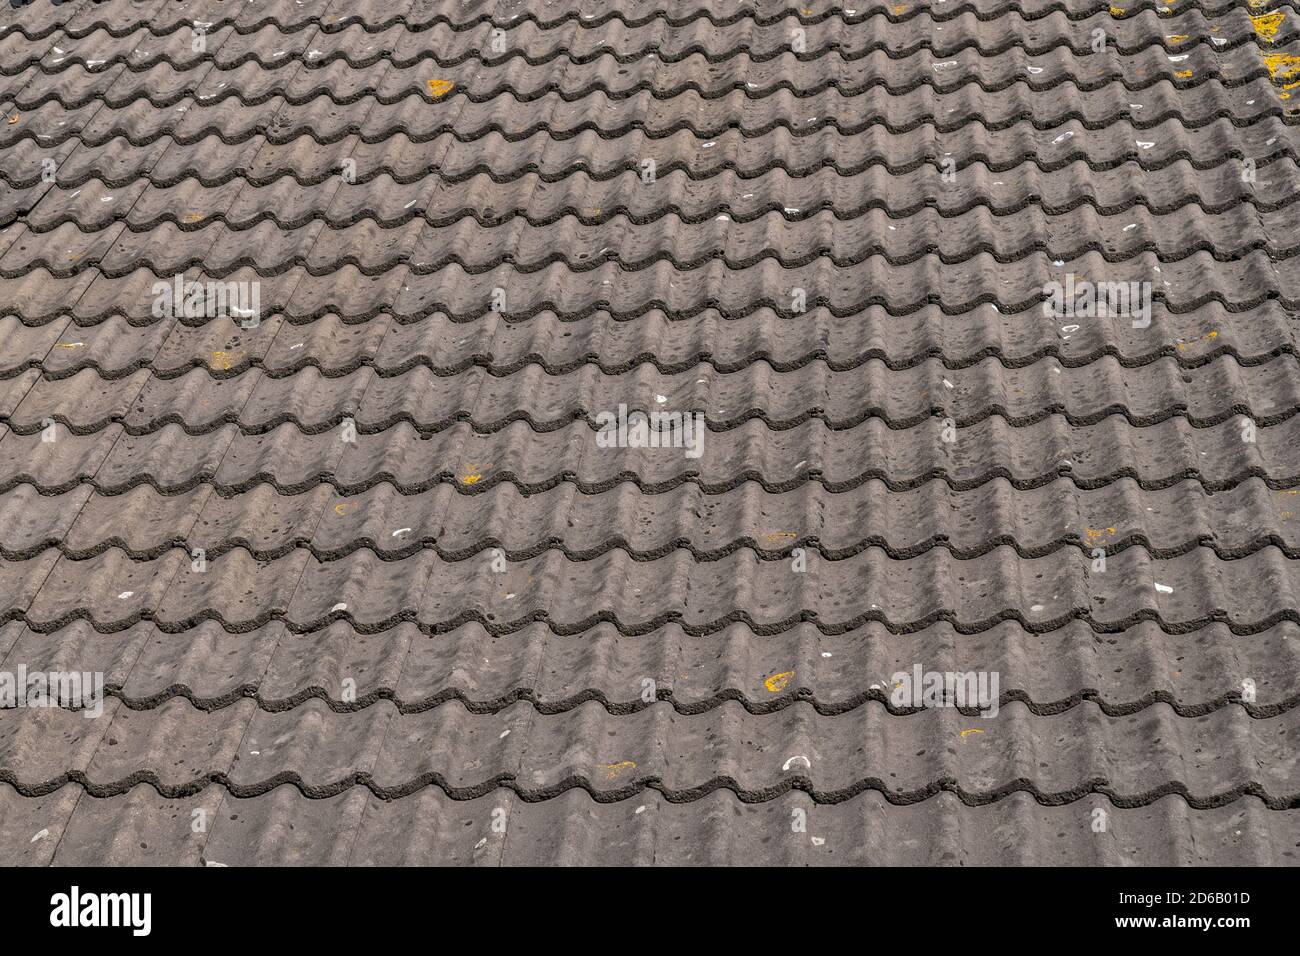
[{"left": 2, "top": 0, "right": 1299, "bottom": 865}]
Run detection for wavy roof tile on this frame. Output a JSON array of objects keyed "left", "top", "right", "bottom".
[{"left": 1, "top": 0, "right": 1299, "bottom": 865}]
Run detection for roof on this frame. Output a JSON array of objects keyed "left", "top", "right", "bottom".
[{"left": 1, "top": 0, "right": 1299, "bottom": 866}]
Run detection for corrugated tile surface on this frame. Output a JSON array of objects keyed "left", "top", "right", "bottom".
[{"left": 2, "top": 0, "right": 1300, "bottom": 865}]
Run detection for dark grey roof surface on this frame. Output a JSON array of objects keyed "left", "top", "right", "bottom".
[{"left": 2, "top": 0, "right": 1300, "bottom": 865}]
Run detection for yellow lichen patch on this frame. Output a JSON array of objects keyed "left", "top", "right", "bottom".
[
  {"left": 1263, "top": 53, "right": 1300, "bottom": 100},
  {"left": 426, "top": 78, "right": 455, "bottom": 98},
  {"left": 764, "top": 531, "right": 798, "bottom": 543},
  {"left": 334, "top": 501, "right": 357, "bottom": 517},
  {"left": 601, "top": 760, "right": 637, "bottom": 780},
  {"left": 892, "top": 3, "right": 908, "bottom": 13},
  {"left": 764, "top": 670, "right": 795, "bottom": 693},
  {"left": 53, "top": 342, "right": 83, "bottom": 349},
  {"left": 959, "top": 728, "right": 985, "bottom": 738},
  {"left": 1251, "top": 11, "right": 1286, "bottom": 42},
  {"left": 1165, "top": 34, "right": 1189, "bottom": 43},
  {"left": 208, "top": 350, "right": 237, "bottom": 370},
  {"left": 1084, "top": 527, "right": 1118, "bottom": 542},
  {"left": 1175, "top": 330, "right": 1218, "bottom": 351},
  {"left": 460, "top": 472, "right": 482, "bottom": 485},
  {"left": 183, "top": 212, "right": 204, "bottom": 223},
  {"left": 1173, "top": 69, "right": 1193, "bottom": 79},
  {"left": 1108, "top": 5, "right": 1126, "bottom": 17}
]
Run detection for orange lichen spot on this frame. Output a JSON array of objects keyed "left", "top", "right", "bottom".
[
  {"left": 601, "top": 760, "right": 637, "bottom": 780},
  {"left": 460, "top": 472, "right": 482, "bottom": 485},
  {"left": 6, "top": 113, "right": 18, "bottom": 124},
  {"left": 892, "top": 3, "right": 908, "bottom": 13},
  {"left": 764, "top": 670, "right": 795, "bottom": 693},
  {"left": 1173, "top": 69, "right": 1193, "bottom": 79},
  {"left": 959, "top": 728, "right": 985, "bottom": 738},
  {"left": 426, "top": 78, "right": 455, "bottom": 98},
  {"left": 1084, "top": 527, "right": 1117, "bottom": 541},
  {"left": 208, "top": 350, "right": 237, "bottom": 370},
  {"left": 1165, "top": 34, "right": 1189, "bottom": 43},
  {"left": 1251, "top": 11, "right": 1286, "bottom": 42}
]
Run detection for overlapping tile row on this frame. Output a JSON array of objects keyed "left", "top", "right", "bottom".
[
  {"left": 3, "top": 618, "right": 1298, "bottom": 715},
  {"left": 4, "top": 786, "right": 1295, "bottom": 866},
  {"left": 3, "top": 257, "right": 1298, "bottom": 326},
  {"left": 3, "top": 0, "right": 1300, "bottom": 864},
  {"left": 10, "top": 541, "right": 1300, "bottom": 634},
  {"left": 2, "top": 693, "right": 1297, "bottom": 802},
  {"left": 0, "top": 302, "right": 1293, "bottom": 381},
  {"left": 6, "top": 476, "right": 1300, "bottom": 562},
  {"left": 2, "top": 0, "right": 1291, "bottom": 42},
  {"left": 5, "top": 351, "right": 1300, "bottom": 435},
  {"left": 8, "top": 411, "right": 1300, "bottom": 495}
]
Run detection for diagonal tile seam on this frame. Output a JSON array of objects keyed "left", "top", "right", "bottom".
[
  {"left": 0, "top": 0, "right": 192, "bottom": 423},
  {"left": 1193, "top": 16, "right": 1300, "bottom": 844},
  {"left": 1212, "top": 7, "right": 1300, "bottom": 329},
  {"left": 40, "top": 697, "right": 128, "bottom": 864},
  {"left": 201, "top": 0, "right": 502, "bottom": 865},
  {"left": 377, "top": 1, "right": 618, "bottom": 868},
  {"left": 0, "top": 0, "right": 293, "bottom": 416},
  {"left": 0, "top": 0, "right": 251, "bottom": 715},
  {"left": 450, "top": 6, "right": 599, "bottom": 867},
  {"left": 37, "top": 0, "right": 355, "bottom": 628},
  {"left": 106, "top": 0, "right": 438, "bottom": 857},
  {"left": 35, "top": 0, "right": 374, "bottom": 864},
  {"left": 276, "top": 0, "right": 480, "bottom": 864}
]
